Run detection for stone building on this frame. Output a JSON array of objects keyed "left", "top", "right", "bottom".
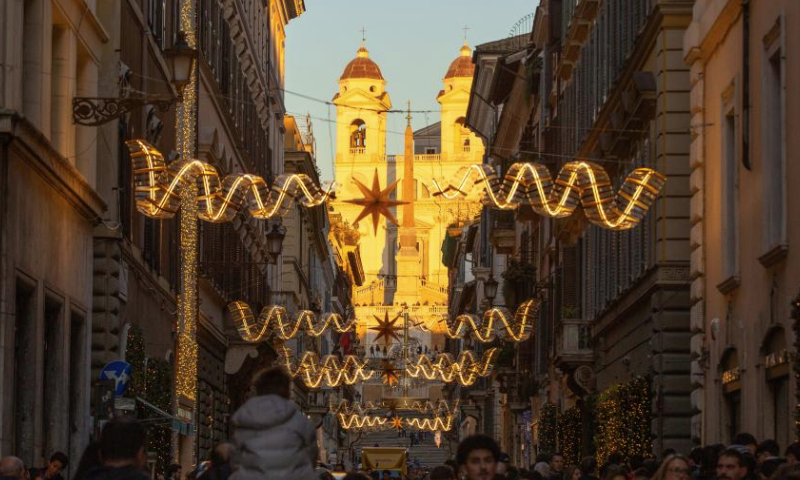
[
  {"left": 0, "top": 0, "right": 109, "bottom": 469},
  {"left": 329, "top": 42, "right": 484, "bottom": 404},
  {"left": 460, "top": 0, "right": 695, "bottom": 459},
  {"left": 684, "top": 0, "right": 799, "bottom": 447}
]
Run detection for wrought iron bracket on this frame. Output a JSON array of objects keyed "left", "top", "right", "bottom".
[{"left": 72, "top": 95, "right": 175, "bottom": 126}]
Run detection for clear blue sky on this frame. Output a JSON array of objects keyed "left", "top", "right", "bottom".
[{"left": 285, "top": 0, "right": 538, "bottom": 181}]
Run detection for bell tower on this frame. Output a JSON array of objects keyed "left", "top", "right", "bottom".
[{"left": 333, "top": 43, "right": 392, "bottom": 167}]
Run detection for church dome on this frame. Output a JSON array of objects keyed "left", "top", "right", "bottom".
[
  {"left": 340, "top": 45, "right": 384, "bottom": 81},
  {"left": 444, "top": 42, "right": 475, "bottom": 79}
]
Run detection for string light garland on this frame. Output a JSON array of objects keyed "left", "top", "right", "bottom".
[
  {"left": 279, "top": 347, "right": 373, "bottom": 388},
  {"left": 432, "top": 161, "right": 666, "bottom": 231},
  {"left": 336, "top": 413, "right": 455, "bottom": 432},
  {"left": 443, "top": 299, "right": 538, "bottom": 342},
  {"left": 330, "top": 399, "right": 458, "bottom": 417},
  {"left": 226, "top": 301, "right": 356, "bottom": 342},
  {"left": 126, "top": 139, "right": 335, "bottom": 222},
  {"left": 405, "top": 348, "right": 498, "bottom": 386}
]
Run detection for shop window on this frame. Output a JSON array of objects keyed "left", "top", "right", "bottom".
[
  {"left": 763, "top": 327, "right": 790, "bottom": 446},
  {"left": 721, "top": 348, "right": 741, "bottom": 441}
]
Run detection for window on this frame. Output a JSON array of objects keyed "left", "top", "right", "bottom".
[
  {"left": 720, "top": 87, "right": 739, "bottom": 284},
  {"left": 350, "top": 120, "right": 366, "bottom": 150},
  {"left": 761, "top": 20, "right": 786, "bottom": 258},
  {"left": 425, "top": 147, "right": 437, "bottom": 154}
]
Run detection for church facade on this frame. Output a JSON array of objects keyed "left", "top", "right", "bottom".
[{"left": 330, "top": 43, "right": 484, "bottom": 401}]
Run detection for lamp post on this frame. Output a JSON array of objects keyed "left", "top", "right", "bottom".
[
  {"left": 484, "top": 275, "right": 499, "bottom": 307},
  {"left": 72, "top": 32, "right": 198, "bottom": 126},
  {"left": 267, "top": 223, "right": 286, "bottom": 263}
]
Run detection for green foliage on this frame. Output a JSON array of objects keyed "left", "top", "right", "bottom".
[
  {"left": 538, "top": 402, "right": 558, "bottom": 455},
  {"left": 594, "top": 376, "right": 652, "bottom": 465},
  {"left": 501, "top": 259, "right": 535, "bottom": 308},
  {"left": 558, "top": 406, "right": 582, "bottom": 465},
  {"left": 124, "top": 326, "right": 174, "bottom": 475}
]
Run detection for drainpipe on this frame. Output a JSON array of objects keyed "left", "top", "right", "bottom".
[{"left": 741, "top": 0, "right": 751, "bottom": 170}]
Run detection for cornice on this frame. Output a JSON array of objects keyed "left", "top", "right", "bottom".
[{"left": 0, "top": 111, "right": 106, "bottom": 222}]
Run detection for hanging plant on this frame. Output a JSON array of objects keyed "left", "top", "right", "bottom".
[{"left": 501, "top": 259, "right": 535, "bottom": 308}]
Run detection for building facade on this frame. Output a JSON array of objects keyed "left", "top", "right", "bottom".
[
  {"left": 683, "top": 0, "right": 799, "bottom": 447},
  {"left": 329, "top": 42, "right": 485, "bottom": 404}
]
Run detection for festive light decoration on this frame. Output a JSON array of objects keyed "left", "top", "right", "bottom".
[
  {"left": 405, "top": 348, "right": 498, "bottom": 386},
  {"left": 336, "top": 413, "right": 454, "bottom": 432},
  {"left": 537, "top": 402, "right": 558, "bottom": 454},
  {"left": 380, "top": 360, "right": 401, "bottom": 386},
  {"left": 432, "top": 161, "right": 666, "bottom": 231},
  {"left": 226, "top": 301, "right": 356, "bottom": 342},
  {"left": 443, "top": 299, "right": 538, "bottom": 342},
  {"left": 126, "top": 139, "right": 335, "bottom": 222},
  {"left": 557, "top": 405, "right": 583, "bottom": 465},
  {"left": 595, "top": 376, "right": 652, "bottom": 465},
  {"left": 343, "top": 168, "right": 407, "bottom": 234},
  {"left": 279, "top": 347, "right": 373, "bottom": 388},
  {"left": 331, "top": 399, "right": 459, "bottom": 417},
  {"left": 390, "top": 416, "right": 404, "bottom": 431},
  {"left": 370, "top": 311, "right": 403, "bottom": 345}
]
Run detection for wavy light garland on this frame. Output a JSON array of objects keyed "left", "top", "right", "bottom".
[
  {"left": 126, "top": 139, "right": 335, "bottom": 222},
  {"left": 279, "top": 347, "right": 373, "bottom": 389},
  {"left": 337, "top": 413, "right": 454, "bottom": 432},
  {"left": 226, "top": 301, "right": 355, "bottom": 342},
  {"left": 443, "top": 299, "right": 538, "bottom": 342},
  {"left": 405, "top": 348, "right": 498, "bottom": 386},
  {"left": 432, "top": 161, "right": 666, "bottom": 230},
  {"left": 331, "top": 399, "right": 459, "bottom": 417}
]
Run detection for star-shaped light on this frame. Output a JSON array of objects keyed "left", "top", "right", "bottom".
[
  {"left": 390, "top": 416, "right": 404, "bottom": 431},
  {"left": 370, "top": 311, "right": 403, "bottom": 346},
  {"left": 344, "top": 169, "right": 408, "bottom": 235},
  {"left": 381, "top": 360, "right": 401, "bottom": 386}
]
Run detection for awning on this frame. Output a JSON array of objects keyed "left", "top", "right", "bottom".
[
  {"left": 136, "top": 397, "right": 193, "bottom": 435},
  {"left": 441, "top": 231, "right": 459, "bottom": 268}
]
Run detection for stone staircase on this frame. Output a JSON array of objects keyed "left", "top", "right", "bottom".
[{"left": 354, "top": 428, "right": 452, "bottom": 468}]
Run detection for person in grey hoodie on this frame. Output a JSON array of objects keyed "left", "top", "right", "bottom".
[{"left": 230, "top": 366, "right": 318, "bottom": 480}]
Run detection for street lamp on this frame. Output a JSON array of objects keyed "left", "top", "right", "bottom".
[
  {"left": 72, "top": 32, "right": 198, "bottom": 126},
  {"left": 484, "top": 275, "right": 499, "bottom": 307},
  {"left": 163, "top": 32, "right": 198, "bottom": 99},
  {"left": 266, "top": 223, "right": 286, "bottom": 263}
]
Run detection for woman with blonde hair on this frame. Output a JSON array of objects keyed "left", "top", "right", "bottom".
[{"left": 651, "top": 455, "right": 692, "bottom": 480}]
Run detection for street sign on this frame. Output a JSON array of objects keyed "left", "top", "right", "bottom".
[
  {"left": 99, "top": 360, "right": 132, "bottom": 397},
  {"left": 114, "top": 397, "right": 136, "bottom": 411}
]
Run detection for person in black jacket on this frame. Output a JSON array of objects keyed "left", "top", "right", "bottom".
[
  {"left": 32, "top": 452, "right": 69, "bottom": 480},
  {"left": 81, "top": 417, "right": 152, "bottom": 480}
]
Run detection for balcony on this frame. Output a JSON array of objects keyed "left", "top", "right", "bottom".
[
  {"left": 349, "top": 147, "right": 366, "bottom": 156},
  {"left": 490, "top": 210, "right": 516, "bottom": 254},
  {"left": 553, "top": 317, "right": 593, "bottom": 369}
]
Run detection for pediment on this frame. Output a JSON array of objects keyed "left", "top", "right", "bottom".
[
  {"left": 437, "top": 86, "right": 471, "bottom": 103},
  {"left": 333, "top": 89, "right": 392, "bottom": 110}
]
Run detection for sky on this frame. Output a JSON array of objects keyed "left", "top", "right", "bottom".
[{"left": 285, "top": 0, "right": 538, "bottom": 182}]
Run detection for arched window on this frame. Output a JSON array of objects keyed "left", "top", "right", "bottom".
[
  {"left": 350, "top": 119, "right": 367, "bottom": 151},
  {"left": 454, "top": 117, "right": 470, "bottom": 152}
]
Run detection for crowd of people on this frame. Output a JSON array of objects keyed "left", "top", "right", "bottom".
[{"left": 2, "top": 367, "right": 799, "bottom": 480}]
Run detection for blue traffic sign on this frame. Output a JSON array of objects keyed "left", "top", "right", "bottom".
[{"left": 99, "top": 361, "right": 133, "bottom": 398}]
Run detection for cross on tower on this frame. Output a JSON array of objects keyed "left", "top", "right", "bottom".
[
  {"left": 406, "top": 101, "right": 412, "bottom": 126},
  {"left": 462, "top": 25, "right": 471, "bottom": 42},
  {"left": 360, "top": 26, "right": 367, "bottom": 43}
]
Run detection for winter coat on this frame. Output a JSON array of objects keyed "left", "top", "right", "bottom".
[
  {"left": 230, "top": 394, "right": 317, "bottom": 480},
  {"left": 80, "top": 465, "right": 152, "bottom": 480}
]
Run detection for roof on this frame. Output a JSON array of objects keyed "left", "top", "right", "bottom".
[
  {"left": 444, "top": 43, "right": 475, "bottom": 79},
  {"left": 340, "top": 45, "right": 384, "bottom": 81},
  {"left": 474, "top": 33, "right": 531, "bottom": 55}
]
